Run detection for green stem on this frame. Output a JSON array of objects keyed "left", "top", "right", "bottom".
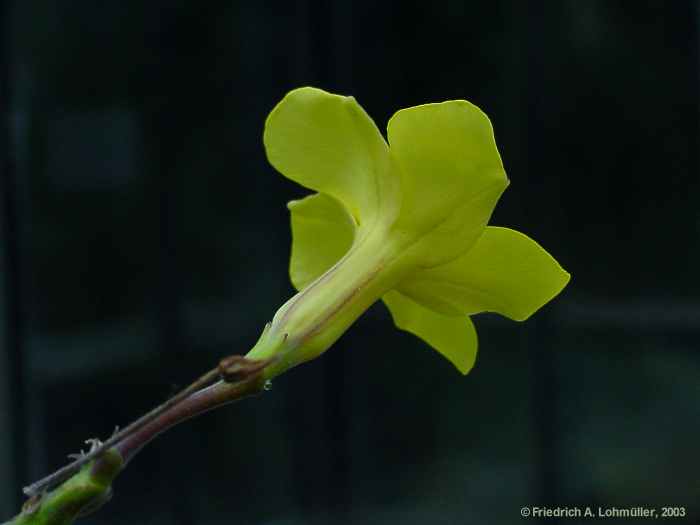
[{"left": 5, "top": 450, "right": 123, "bottom": 525}]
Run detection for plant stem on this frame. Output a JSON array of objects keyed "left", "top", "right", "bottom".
[
  {"left": 22, "top": 368, "right": 222, "bottom": 497},
  {"left": 116, "top": 375, "right": 265, "bottom": 462},
  {"left": 8, "top": 356, "right": 271, "bottom": 525}
]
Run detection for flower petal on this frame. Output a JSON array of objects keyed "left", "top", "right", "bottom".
[
  {"left": 288, "top": 193, "right": 356, "bottom": 291},
  {"left": 264, "top": 87, "right": 394, "bottom": 224},
  {"left": 398, "top": 227, "right": 571, "bottom": 321},
  {"left": 383, "top": 290, "right": 478, "bottom": 374},
  {"left": 387, "top": 101, "right": 509, "bottom": 266}
]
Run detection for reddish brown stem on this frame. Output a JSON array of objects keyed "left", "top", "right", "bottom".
[
  {"left": 116, "top": 377, "right": 264, "bottom": 462},
  {"left": 24, "top": 356, "right": 271, "bottom": 498}
]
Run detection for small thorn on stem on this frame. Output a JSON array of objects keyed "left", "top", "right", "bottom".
[{"left": 85, "top": 438, "right": 103, "bottom": 453}]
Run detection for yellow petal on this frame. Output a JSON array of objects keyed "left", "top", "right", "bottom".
[
  {"left": 387, "top": 101, "right": 509, "bottom": 266},
  {"left": 383, "top": 290, "right": 478, "bottom": 374},
  {"left": 264, "top": 87, "right": 394, "bottom": 225},
  {"left": 398, "top": 227, "right": 571, "bottom": 321},
  {"left": 288, "top": 193, "right": 356, "bottom": 291}
]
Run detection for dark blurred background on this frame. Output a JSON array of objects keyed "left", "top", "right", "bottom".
[{"left": 1, "top": 1, "right": 699, "bottom": 524}]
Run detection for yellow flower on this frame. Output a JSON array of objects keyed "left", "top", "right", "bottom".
[{"left": 247, "top": 87, "right": 569, "bottom": 378}]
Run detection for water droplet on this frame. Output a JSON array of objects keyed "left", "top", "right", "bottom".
[{"left": 263, "top": 380, "right": 273, "bottom": 391}]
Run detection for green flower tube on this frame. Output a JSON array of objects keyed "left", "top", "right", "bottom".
[{"left": 247, "top": 87, "right": 570, "bottom": 378}]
